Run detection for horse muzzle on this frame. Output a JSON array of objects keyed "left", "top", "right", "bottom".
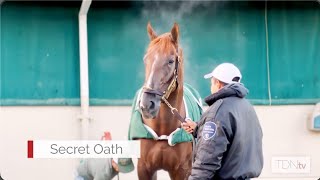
[{"left": 139, "top": 92, "right": 161, "bottom": 119}]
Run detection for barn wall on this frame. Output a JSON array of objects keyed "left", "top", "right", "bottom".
[{"left": 1, "top": 1, "right": 320, "bottom": 180}]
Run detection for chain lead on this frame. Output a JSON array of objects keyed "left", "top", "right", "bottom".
[{"left": 161, "top": 97, "right": 177, "bottom": 114}]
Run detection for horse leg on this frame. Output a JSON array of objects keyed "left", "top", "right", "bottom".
[
  {"left": 137, "top": 159, "right": 157, "bottom": 180},
  {"left": 168, "top": 162, "right": 191, "bottom": 180},
  {"left": 168, "top": 169, "right": 190, "bottom": 180}
]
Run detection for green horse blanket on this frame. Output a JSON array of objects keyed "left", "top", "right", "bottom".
[{"left": 128, "top": 83, "right": 203, "bottom": 146}]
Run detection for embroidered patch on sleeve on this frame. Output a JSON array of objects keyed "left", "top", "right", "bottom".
[{"left": 202, "top": 121, "right": 217, "bottom": 140}]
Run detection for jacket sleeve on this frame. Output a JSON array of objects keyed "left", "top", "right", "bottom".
[{"left": 189, "top": 111, "right": 233, "bottom": 180}]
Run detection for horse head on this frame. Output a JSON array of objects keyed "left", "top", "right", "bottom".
[{"left": 140, "top": 22, "right": 182, "bottom": 119}]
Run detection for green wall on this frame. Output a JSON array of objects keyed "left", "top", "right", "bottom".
[
  {"left": 1, "top": 2, "right": 80, "bottom": 105},
  {"left": 267, "top": 2, "right": 320, "bottom": 104},
  {"left": 1, "top": 1, "right": 319, "bottom": 106}
]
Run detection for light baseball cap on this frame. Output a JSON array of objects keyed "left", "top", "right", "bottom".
[
  {"left": 113, "top": 158, "right": 134, "bottom": 173},
  {"left": 204, "top": 63, "right": 242, "bottom": 84}
]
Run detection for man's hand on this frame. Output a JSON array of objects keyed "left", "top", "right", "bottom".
[
  {"left": 112, "top": 159, "right": 119, "bottom": 172},
  {"left": 181, "top": 119, "right": 197, "bottom": 134}
]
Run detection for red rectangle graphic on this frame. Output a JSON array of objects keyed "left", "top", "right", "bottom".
[{"left": 28, "top": 140, "right": 33, "bottom": 158}]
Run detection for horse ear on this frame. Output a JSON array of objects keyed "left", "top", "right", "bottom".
[
  {"left": 147, "top": 22, "right": 157, "bottom": 41},
  {"left": 171, "top": 23, "right": 179, "bottom": 43}
]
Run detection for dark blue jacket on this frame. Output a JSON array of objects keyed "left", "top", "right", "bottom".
[{"left": 189, "top": 83, "right": 263, "bottom": 180}]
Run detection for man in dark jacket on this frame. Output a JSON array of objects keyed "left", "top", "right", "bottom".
[{"left": 182, "top": 63, "right": 263, "bottom": 180}]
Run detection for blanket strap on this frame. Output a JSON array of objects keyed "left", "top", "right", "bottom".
[{"left": 143, "top": 124, "right": 181, "bottom": 146}]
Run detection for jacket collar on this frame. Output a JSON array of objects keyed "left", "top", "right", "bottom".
[{"left": 204, "top": 83, "right": 248, "bottom": 106}]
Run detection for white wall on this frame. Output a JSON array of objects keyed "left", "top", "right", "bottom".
[{"left": 0, "top": 105, "right": 319, "bottom": 180}]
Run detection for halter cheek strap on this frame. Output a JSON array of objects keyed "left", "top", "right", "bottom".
[{"left": 163, "top": 55, "right": 180, "bottom": 99}]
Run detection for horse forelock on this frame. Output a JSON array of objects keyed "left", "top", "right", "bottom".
[{"left": 144, "top": 33, "right": 178, "bottom": 62}]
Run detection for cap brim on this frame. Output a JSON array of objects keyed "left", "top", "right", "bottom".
[
  {"left": 118, "top": 163, "right": 134, "bottom": 173},
  {"left": 117, "top": 158, "right": 135, "bottom": 173},
  {"left": 204, "top": 73, "right": 213, "bottom": 79}
]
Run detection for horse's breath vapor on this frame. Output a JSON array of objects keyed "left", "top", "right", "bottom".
[
  {"left": 141, "top": 1, "right": 223, "bottom": 88},
  {"left": 142, "top": 1, "right": 212, "bottom": 32}
]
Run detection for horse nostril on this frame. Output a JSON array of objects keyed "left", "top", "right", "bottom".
[{"left": 149, "top": 100, "right": 155, "bottom": 110}]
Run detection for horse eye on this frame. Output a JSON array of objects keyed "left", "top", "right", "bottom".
[{"left": 168, "top": 59, "right": 174, "bottom": 65}]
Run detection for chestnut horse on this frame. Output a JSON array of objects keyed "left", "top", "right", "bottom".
[{"left": 138, "top": 23, "right": 192, "bottom": 180}]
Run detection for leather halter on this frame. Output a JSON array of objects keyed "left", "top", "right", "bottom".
[{"left": 142, "top": 48, "right": 186, "bottom": 123}]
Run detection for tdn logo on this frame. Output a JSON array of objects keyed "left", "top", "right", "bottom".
[
  {"left": 272, "top": 156, "right": 310, "bottom": 173},
  {"left": 275, "top": 160, "right": 307, "bottom": 170}
]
